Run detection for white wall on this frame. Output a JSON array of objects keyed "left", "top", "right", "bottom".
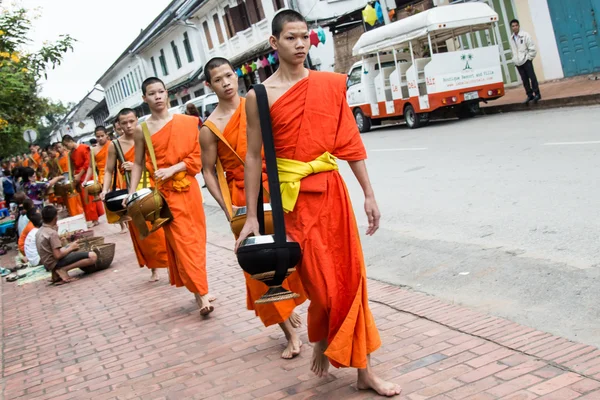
[
  {"left": 191, "top": 0, "right": 275, "bottom": 63},
  {"left": 298, "top": 0, "right": 369, "bottom": 21},
  {"left": 101, "top": 58, "right": 146, "bottom": 118},
  {"left": 527, "top": 0, "right": 563, "bottom": 80},
  {"left": 140, "top": 25, "right": 204, "bottom": 87}
]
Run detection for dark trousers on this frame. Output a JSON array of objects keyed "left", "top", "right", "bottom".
[{"left": 516, "top": 60, "right": 540, "bottom": 98}]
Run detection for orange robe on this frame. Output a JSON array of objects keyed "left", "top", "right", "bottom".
[
  {"left": 145, "top": 114, "right": 207, "bottom": 294},
  {"left": 204, "top": 99, "right": 306, "bottom": 327},
  {"left": 94, "top": 143, "right": 119, "bottom": 223},
  {"left": 269, "top": 71, "right": 380, "bottom": 369},
  {"left": 18, "top": 222, "right": 34, "bottom": 254},
  {"left": 122, "top": 146, "right": 169, "bottom": 270},
  {"left": 57, "top": 154, "right": 83, "bottom": 216},
  {"left": 71, "top": 144, "right": 102, "bottom": 222}
]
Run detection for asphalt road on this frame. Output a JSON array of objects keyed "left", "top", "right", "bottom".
[{"left": 201, "top": 105, "right": 600, "bottom": 348}]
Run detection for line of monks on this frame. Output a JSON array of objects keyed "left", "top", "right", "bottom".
[{"left": 6, "top": 11, "right": 402, "bottom": 397}]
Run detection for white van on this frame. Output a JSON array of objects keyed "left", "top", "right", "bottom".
[
  {"left": 349, "top": 2, "right": 505, "bottom": 131},
  {"left": 184, "top": 93, "right": 219, "bottom": 119}
]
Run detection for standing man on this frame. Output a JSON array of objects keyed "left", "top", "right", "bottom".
[
  {"left": 236, "top": 10, "right": 401, "bottom": 397},
  {"left": 62, "top": 135, "right": 101, "bottom": 227},
  {"left": 85, "top": 126, "right": 127, "bottom": 233},
  {"left": 128, "top": 77, "right": 214, "bottom": 316},
  {"left": 101, "top": 109, "right": 169, "bottom": 282},
  {"left": 200, "top": 57, "right": 306, "bottom": 359},
  {"left": 510, "top": 19, "right": 541, "bottom": 104}
]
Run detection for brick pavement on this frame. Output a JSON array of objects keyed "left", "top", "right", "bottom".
[{"left": 1, "top": 220, "right": 599, "bottom": 400}]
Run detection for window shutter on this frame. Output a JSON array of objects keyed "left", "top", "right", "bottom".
[{"left": 247, "top": 0, "right": 258, "bottom": 24}]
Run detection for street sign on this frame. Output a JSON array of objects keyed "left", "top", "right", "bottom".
[{"left": 23, "top": 129, "right": 37, "bottom": 143}]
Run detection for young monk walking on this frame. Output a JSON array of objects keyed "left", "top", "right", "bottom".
[
  {"left": 54, "top": 143, "right": 84, "bottom": 217},
  {"left": 85, "top": 126, "right": 128, "bottom": 234},
  {"left": 128, "top": 78, "right": 214, "bottom": 315},
  {"left": 100, "top": 109, "right": 169, "bottom": 282},
  {"left": 200, "top": 57, "right": 306, "bottom": 359},
  {"left": 237, "top": 10, "right": 401, "bottom": 397},
  {"left": 62, "top": 135, "right": 102, "bottom": 227}
]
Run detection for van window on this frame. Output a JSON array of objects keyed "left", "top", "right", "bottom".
[
  {"left": 205, "top": 102, "right": 218, "bottom": 115},
  {"left": 347, "top": 67, "right": 362, "bottom": 88},
  {"left": 374, "top": 60, "right": 406, "bottom": 70}
]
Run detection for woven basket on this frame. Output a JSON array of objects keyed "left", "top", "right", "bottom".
[
  {"left": 80, "top": 243, "right": 115, "bottom": 273},
  {"left": 79, "top": 236, "right": 105, "bottom": 252}
]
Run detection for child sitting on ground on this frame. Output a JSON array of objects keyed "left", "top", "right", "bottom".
[{"left": 36, "top": 205, "right": 97, "bottom": 284}]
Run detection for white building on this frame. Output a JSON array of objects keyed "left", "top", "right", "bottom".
[{"left": 50, "top": 87, "right": 106, "bottom": 144}]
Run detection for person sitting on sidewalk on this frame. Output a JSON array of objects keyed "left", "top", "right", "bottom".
[
  {"left": 36, "top": 205, "right": 97, "bottom": 284},
  {"left": 510, "top": 19, "right": 541, "bottom": 104},
  {"left": 24, "top": 212, "right": 43, "bottom": 267},
  {"left": 17, "top": 208, "right": 39, "bottom": 257}
]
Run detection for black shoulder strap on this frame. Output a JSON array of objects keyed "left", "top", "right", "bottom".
[{"left": 251, "top": 84, "right": 286, "bottom": 244}]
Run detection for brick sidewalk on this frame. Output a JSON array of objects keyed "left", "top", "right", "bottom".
[{"left": 1, "top": 222, "right": 599, "bottom": 399}]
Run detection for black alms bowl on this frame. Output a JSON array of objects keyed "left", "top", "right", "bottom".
[{"left": 236, "top": 235, "right": 301, "bottom": 284}]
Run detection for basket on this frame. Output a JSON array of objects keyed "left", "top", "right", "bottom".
[
  {"left": 79, "top": 236, "right": 105, "bottom": 251},
  {"left": 80, "top": 243, "right": 115, "bottom": 273}
]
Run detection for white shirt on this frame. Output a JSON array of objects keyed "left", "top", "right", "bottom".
[{"left": 24, "top": 227, "right": 40, "bottom": 266}]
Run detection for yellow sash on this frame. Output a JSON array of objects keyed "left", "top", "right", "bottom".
[{"left": 277, "top": 152, "right": 338, "bottom": 213}]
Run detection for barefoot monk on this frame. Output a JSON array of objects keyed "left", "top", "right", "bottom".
[
  {"left": 128, "top": 78, "right": 214, "bottom": 315},
  {"left": 201, "top": 57, "right": 306, "bottom": 359},
  {"left": 101, "top": 109, "right": 169, "bottom": 282},
  {"left": 237, "top": 10, "right": 401, "bottom": 397}
]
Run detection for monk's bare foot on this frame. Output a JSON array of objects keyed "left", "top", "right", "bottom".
[
  {"left": 208, "top": 293, "right": 216, "bottom": 302},
  {"left": 289, "top": 312, "right": 302, "bottom": 329},
  {"left": 92, "top": 221, "right": 100, "bottom": 227},
  {"left": 195, "top": 293, "right": 214, "bottom": 316},
  {"left": 357, "top": 370, "right": 402, "bottom": 397},
  {"left": 149, "top": 269, "right": 159, "bottom": 282},
  {"left": 311, "top": 339, "right": 330, "bottom": 378},
  {"left": 120, "top": 224, "right": 128, "bottom": 234},
  {"left": 282, "top": 337, "right": 302, "bottom": 359}
]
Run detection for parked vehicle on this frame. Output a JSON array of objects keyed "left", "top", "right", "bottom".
[
  {"left": 184, "top": 93, "right": 219, "bottom": 119},
  {"left": 349, "top": 2, "right": 505, "bottom": 131}
]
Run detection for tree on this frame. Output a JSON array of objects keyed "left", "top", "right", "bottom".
[
  {"left": 36, "top": 100, "right": 72, "bottom": 148},
  {"left": 0, "top": 6, "right": 75, "bottom": 157}
]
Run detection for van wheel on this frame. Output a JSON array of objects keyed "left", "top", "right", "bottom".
[
  {"left": 354, "top": 109, "right": 372, "bottom": 133},
  {"left": 404, "top": 104, "right": 424, "bottom": 129}
]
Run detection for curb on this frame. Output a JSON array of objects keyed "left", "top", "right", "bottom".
[{"left": 481, "top": 93, "right": 600, "bottom": 114}]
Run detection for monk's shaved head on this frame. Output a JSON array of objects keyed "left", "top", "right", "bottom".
[
  {"left": 142, "top": 77, "right": 165, "bottom": 95},
  {"left": 117, "top": 108, "right": 136, "bottom": 122},
  {"left": 272, "top": 9, "right": 307, "bottom": 38},
  {"left": 204, "top": 57, "right": 234, "bottom": 83}
]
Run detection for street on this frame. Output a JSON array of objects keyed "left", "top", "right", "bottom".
[{"left": 204, "top": 105, "right": 600, "bottom": 349}]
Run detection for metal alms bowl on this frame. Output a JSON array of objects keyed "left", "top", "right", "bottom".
[
  {"left": 236, "top": 234, "right": 302, "bottom": 278},
  {"left": 126, "top": 188, "right": 152, "bottom": 206},
  {"left": 234, "top": 204, "right": 272, "bottom": 217}
]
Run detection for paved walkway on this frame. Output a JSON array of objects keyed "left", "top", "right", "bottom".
[
  {"left": 1, "top": 219, "right": 600, "bottom": 399},
  {"left": 482, "top": 75, "right": 600, "bottom": 111}
]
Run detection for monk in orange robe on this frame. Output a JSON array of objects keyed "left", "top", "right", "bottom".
[
  {"left": 200, "top": 57, "right": 307, "bottom": 358},
  {"left": 128, "top": 79, "right": 213, "bottom": 316},
  {"left": 85, "top": 127, "right": 127, "bottom": 231},
  {"left": 237, "top": 11, "right": 400, "bottom": 397},
  {"left": 62, "top": 135, "right": 100, "bottom": 226},
  {"left": 55, "top": 143, "right": 84, "bottom": 217},
  {"left": 101, "top": 112, "right": 169, "bottom": 282}
]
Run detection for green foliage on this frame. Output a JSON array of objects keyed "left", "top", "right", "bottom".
[{"left": 0, "top": 5, "right": 75, "bottom": 158}]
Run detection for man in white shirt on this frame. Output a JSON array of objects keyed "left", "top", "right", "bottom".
[{"left": 510, "top": 19, "right": 541, "bottom": 104}]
